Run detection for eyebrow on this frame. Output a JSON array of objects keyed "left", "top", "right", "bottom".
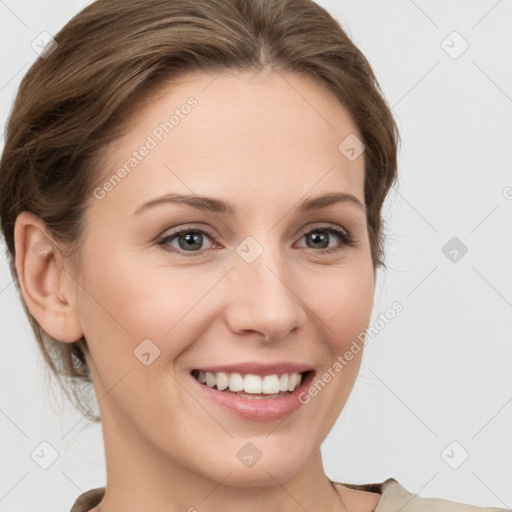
[{"left": 133, "top": 191, "right": 366, "bottom": 216}]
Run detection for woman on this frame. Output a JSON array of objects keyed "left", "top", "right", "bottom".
[{"left": 0, "top": 0, "right": 508, "bottom": 511}]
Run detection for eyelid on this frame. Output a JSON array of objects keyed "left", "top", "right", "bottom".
[
  {"left": 157, "top": 224, "right": 218, "bottom": 255},
  {"left": 295, "top": 223, "right": 355, "bottom": 250},
  {"left": 298, "top": 222, "right": 349, "bottom": 238}
]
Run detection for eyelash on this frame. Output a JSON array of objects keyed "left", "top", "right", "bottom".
[{"left": 157, "top": 224, "right": 355, "bottom": 257}]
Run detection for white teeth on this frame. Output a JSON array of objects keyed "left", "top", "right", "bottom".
[
  {"left": 205, "top": 372, "right": 216, "bottom": 387},
  {"left": 244, "top": 374, "right": 262, "bottom": 394},
  {"left": 228, "top": 372, "right": 244, "bottom": 392},
  {"left": 262, "top": 375, "right": 280, "bottom": 394},
  {"left": 279, "top": 373, "right": 289, "bottom": 392},
  {"left": 288, "top": 373, "right": 298, "bottom": 392},
  {"left": 194, "top": 370, "right": 304, "bottom": 395},
  {"left": 215, "top": 371, "right": 229, "bottom": 391}
]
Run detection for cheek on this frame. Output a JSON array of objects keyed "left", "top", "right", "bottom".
[
  {"left": 305, "top": 262, "right": 375, "bottom": 350},
  {"left": 78, "top": 250, "right": 218, "bottom": 368}
]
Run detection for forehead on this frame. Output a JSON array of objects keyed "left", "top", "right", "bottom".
[{"left": 91, "top": 70, "right": 365, "bottom": 217}]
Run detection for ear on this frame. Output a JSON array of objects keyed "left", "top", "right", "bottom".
[{"left": 13, "top": 211, "right": 84, "bottom": 343}]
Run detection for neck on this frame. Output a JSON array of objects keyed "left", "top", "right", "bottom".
[{"left": 92, "top": 404, "right": 347, "bottom": 512}]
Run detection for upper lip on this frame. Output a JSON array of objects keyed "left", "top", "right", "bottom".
[{"left": 192, "top": 362, "right": 314, "bottom": 376}]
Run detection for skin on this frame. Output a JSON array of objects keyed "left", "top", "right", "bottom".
[{"left": 15, "top": 69, "right": 381, "bottom": 512}]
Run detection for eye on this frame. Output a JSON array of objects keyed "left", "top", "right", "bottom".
[
  {"left": 296, "top": 224, "right": 355, "bottom": 254},
  {"left": 157, "top": 223, "right": 355, "bottom": 257},
  {"left": 158, "top": 227, "right": 216, "bottom": 256}
]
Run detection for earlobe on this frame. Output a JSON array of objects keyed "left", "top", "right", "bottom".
[{"left": 13, "top": 211, "right": 84, "bottom": 343}]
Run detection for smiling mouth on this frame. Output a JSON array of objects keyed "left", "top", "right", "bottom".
[{"left": 191, "top": 369, "right": 313, "bottom": 399}]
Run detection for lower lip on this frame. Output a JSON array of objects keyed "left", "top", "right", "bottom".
[{"left": 192, "top": 371, "right": 315, "bottom": 421}]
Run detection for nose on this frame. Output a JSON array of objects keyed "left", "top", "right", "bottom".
[{"left": 224, "top": 247, "right": 307, "bottom": 343}]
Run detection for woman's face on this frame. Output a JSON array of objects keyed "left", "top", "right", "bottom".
[{"left": 74, "top": 70, "right": 374, "bottom": 485}]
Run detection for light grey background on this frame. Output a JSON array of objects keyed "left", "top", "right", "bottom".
[{"left": 1, "top": 0, "right": 511, "bottom": 510}]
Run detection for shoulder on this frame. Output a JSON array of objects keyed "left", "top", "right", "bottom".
[
  {"left": 333, "top": 478, "right": 511, "bottom": 512},
  {"left": 69, "top": 487, "right": 105, "bottom": 512},
  {"left": 377, "top": 478, "right": 510, "bottom": 512}
]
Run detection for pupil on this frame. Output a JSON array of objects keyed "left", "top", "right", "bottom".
[
  {"left": 309, "top": 231, "right": 328, "bottom": 249},
  {"left": 180, "top": 232, "right": 202, "bottom": 250}
]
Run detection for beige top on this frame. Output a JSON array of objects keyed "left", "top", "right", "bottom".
[{"left": 70, "top": 478, "right": 510, "bottom": 512}]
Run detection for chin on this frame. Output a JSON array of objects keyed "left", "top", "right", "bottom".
[{"left": 217, "top": 438, "right": 314, "bottom": 487}]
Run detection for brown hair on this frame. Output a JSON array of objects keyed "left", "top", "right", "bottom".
[{"left": 0, "top": 0, "right": 399, "bottom": 422}]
